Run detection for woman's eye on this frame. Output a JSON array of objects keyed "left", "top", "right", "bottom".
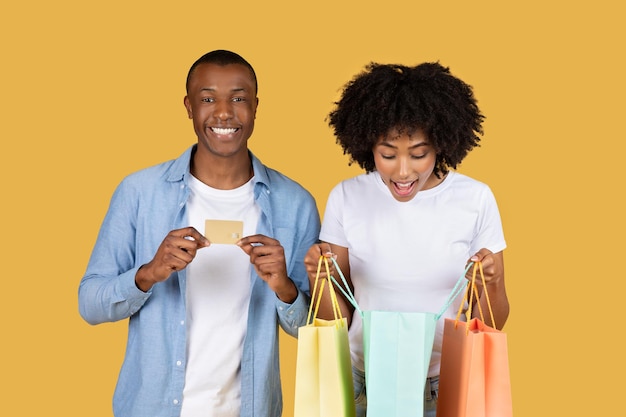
[{"left": 381, "top": 154, "right": 395, "bottom": 160}]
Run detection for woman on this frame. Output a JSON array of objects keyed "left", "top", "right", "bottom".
[{"left": 304, "top": 62, "right": 509, "bottom": 417}]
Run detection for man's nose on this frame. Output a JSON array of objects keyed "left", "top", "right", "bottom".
[{"left": 214, "top": 101, "right": 233, "bottom": 120}]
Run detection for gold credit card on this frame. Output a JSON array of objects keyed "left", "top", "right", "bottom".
[{"left": 204, "top": 220, "right": 244, "bottom": 245}]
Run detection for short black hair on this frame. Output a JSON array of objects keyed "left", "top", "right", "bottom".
[
  {"left": 328, "top": 62, "right": 484, "bottom": 176},
  {"left": 186, "top": 50, "right": 258, "bottom": 94}
]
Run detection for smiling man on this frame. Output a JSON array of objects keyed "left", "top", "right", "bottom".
[{"left": 79, "top": 50, "right": 320, "bottom": 417}]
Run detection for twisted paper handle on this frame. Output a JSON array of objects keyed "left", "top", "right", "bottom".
[
  {"left": 455, "top": 261, "right": 496, "bottom": 333},
  {"left": 306, "top": 255, "right": 344, "bottom": 328}
]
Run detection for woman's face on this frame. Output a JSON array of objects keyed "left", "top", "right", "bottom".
[{"left": 373, "top": 128, "right": 441, "bottom": 202}]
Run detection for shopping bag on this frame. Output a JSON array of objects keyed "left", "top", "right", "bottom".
[
  {"left": 362, "top": 309, "right": 436, "bottom": 417},
  {"left": 437, "top": 262, "right": 513, "bottom": 417},
  {"left": 329, "top": 258, "right": 469, "bottom": 417},
  {"left": 293, "top": 256, "right": 356, "bottom": 417}
]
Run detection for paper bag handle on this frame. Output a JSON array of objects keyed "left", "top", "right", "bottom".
[
  {"left": 328, "top": 257, "right": 475, "bottom": 321},
  {"left": 454, "top": 261, "right": 496, "bottom": 332},
  {"left": 328, "top": 257, "right": 363, "bottom": 318},
  {"left": 306, "top": 256, "right": 345, "bottom": 327},
  {"left": 435, "top": 262, "right": 475, "bottom": 320}
]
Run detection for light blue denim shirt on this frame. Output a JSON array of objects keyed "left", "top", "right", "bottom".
[{"left": 79, "top": 145, "right": 321, "bottom": 417}]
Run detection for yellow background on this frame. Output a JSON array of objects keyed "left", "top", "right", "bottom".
[{"left": 2, "top": 1, "right": 624, "bottom": 416}]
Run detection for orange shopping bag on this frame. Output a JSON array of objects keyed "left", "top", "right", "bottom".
[{"left": 436, "top": 262, "right": 513, "bottom": 417}]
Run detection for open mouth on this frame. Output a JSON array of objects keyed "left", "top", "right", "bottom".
[
  {"left": 391, "top": 180, "right": 417, "bottom": 196},
  {"left": 211, "top": 127, "right": 239, "bottom": 135}
]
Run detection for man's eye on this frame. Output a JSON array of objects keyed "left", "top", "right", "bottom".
[
  {"left": 232, "top": 97, "right": 244, "bottom": 102},
  {"left": 201, "top": 97, "right": 215, "bottom": 103}
]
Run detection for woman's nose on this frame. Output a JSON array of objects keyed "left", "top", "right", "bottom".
[{"left": 397, "top": 156, "right": 411, "bottom": 178}]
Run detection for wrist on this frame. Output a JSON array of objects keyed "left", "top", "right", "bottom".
[
  {"left": 135, "top": 265, "right": 155, "bottom": 292},
  {"left": 275, "top": 277, "right": 298, "bottom": 304}
]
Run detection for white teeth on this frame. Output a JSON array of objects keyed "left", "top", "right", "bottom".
[
  {"left": 395, "top": 182, "right": 413, "bottom": 189},
  {"left": 212, "top": 127, "right": 237, "bottom": 135}
]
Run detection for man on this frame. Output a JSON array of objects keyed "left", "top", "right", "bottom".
[{"left": 79, "top": 50, "right": 320, "bottom": 417}]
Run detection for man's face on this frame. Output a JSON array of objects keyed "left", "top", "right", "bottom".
[{"left": 184, "top": 63, "right": 258, "bottom": 159}]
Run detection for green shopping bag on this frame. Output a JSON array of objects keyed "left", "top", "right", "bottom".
[
  {"left": 362, "top": 309, "right": 437, "bottom": 416},
  {"left": 330, "top": 258, "right": 469, "bottom": 417}
]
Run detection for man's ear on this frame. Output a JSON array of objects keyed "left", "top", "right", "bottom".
[
  {"left": 254, "top": 97, "right": 259, "bottom": 119},
  {"left": 183, "top": 96, "right": 192, "bottom": 119}
]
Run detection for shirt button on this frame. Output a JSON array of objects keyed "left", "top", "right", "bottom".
[
  {"left": 180, "top": 184, "right": 184, "bottom": 189},
  {"left": 173, "top": 399, "right": 179, "bottom": 405},
  {"left": 278, "top": 306, "right": 284, "bottom": 311},
  {"left": 180, "top": 320, "right": 185, "bottom": 326},
  {"left": 176, "top": 360, "right": 182, "bottom": 366}
]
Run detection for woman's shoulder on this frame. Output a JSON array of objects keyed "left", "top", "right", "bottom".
[
  {"left": 447, "top": 171, "right": 492, "bottom": 191},
  {"left": 329, "top": 172, "right": 378, "bottom": 195},
  {"left": 338, "top": 171, "right": 377, "bottom": 187},
  {"left": 445, "top": 172, "right": 499, "bottom": 206}
]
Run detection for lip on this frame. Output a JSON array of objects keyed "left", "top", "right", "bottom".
[
  {"left": 391, "top": 179, "right": 418, "bottom": 197},
  {"left": 210, "top": 127, "right": 239, "bottom": 135}
]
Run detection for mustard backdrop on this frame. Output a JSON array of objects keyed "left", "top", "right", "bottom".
[{"left": 2, "top": 1, "right": 624, "bottom": 416}]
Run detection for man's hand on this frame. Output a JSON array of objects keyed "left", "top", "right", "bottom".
[
  {"left": 135, "top": 227, "right": 210, "bottom": 291},
  {"left": 237, "top": 234, "right": 297, "bottom": 303}
]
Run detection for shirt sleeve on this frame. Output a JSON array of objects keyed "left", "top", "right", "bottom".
[
  {"left": 276, "top": 289, "right": 310, "bottom": 337},
  {"left": 319, "top": 182, "right": 349, "bottom": 247},
  {"left": 471, "top": 185, "right": 507, "bottom": 255},
  {"left": 276, "top": 186, "right": 321, "bottom": 338},
  {"left": 78, "top": 179, "right": 152, "bottom": 325}
]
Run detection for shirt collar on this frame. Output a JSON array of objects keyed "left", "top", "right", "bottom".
[{"left": 165, "top": 145, "right": 270, "bottom": 191}]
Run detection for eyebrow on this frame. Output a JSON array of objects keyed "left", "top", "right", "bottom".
[
  {"left": 199, "top": 87, "right": 248, "bottom": 93},
  {"left": 378, "top": 140, "right": 429, "bottom": 149}
]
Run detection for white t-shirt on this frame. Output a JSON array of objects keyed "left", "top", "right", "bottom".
[
  {"left": 181, "top": 175, "right": 260, "bottom": 417},
  {"left": 320, "top": 171, "right": 506, "bottom": 377}
]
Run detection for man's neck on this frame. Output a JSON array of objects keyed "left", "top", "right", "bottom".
[{"left": 190, "top": 150, "right": 253, "bottom": 190}]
